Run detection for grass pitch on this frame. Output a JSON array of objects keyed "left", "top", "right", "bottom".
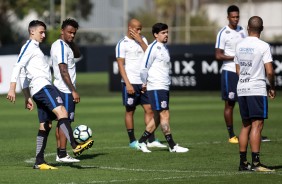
[{"left": 0, "top": 73, "right": 282, "bottom": 184}]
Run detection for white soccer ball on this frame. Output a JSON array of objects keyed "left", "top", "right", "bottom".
[{"left": 73, "top": 125, "right": 92, "bottom": 144}]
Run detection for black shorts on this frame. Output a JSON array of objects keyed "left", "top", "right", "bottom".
[
  {"left": 56, "top": 89, "right": 76, "bottom": 122},
  {"left": 121, "top": 83, "right": 150, "bottom": 107},
  {"left": 221, "top": 70, "right": 238, "bottom": 101},
  {"left": 33, "top": 85, "right": 64, "bottom": 123},
  {"left": 147, "top": 90, "right": 169, "bottom": 110},
  {"left": 238, "top": 96, "right": 268, "bottom": 120}
]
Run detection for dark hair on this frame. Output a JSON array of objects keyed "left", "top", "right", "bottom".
[
  {"left": 248, "top": 16, "right": 263, "bottom": 33},
  {"left": 152, "top": 23, "right": 168, "bottom": 36},
  {"left": 61, "top": 18, "right": 79, "bottom": 29},
  {"left": 227, "top": 5, "right": 239, "bottom": 14},
  {"left": 28, "top": 20, "right": 46, "bottom": 33}
]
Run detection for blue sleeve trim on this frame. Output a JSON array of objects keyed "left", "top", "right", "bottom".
[{"left": 17, "top": 40, "right": 32, "bottom": 63}]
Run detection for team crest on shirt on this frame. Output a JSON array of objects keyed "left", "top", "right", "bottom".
[
  {"left": 161, "top": 101, "right": 167, "bottom": 108},
  {"left": 157, "top": 46, "right": 161, "bottom": 50},
  {"left": 228, "top": 92, "right": 235, "bottom": 99},
  {"left": 127, "top": 98, "right": 134, "bottom": 105},
  {"left": 56, "top": 96, "right": 63, "bottom": 104},
  {"left": 225, "top": 30, "right": 230, "bottom": 34},
  {"left": 240, "top": 33, "right": 245, "bottom": 38}
]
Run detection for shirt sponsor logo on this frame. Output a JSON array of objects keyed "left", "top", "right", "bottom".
[
  {"left": 240, "top": 78, "right": 250, "bottom": 83},
  {"left": 239, "top": 48, "right": 254, "bottom": 53}
]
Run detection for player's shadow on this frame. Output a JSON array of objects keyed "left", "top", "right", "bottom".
[
  {"left": 268, "top": 165, "right": 282, "bottom": 170},
  {"left": 77, "top": 152, "right": 108, "bottom": 160}
]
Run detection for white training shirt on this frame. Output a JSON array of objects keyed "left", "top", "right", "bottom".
[
  {"left": 115, "top": 36, "right": 148, "bottom": 84},
  {"left": 51, "top": 39, "right": 76, "bottom": 93},
  {"left": 10, "top": 39, "right": 52, "bottom": 96},
  {"left": 234, "top": 37, "right": 273, "bottom": 96},
  {"left": 140, "top": 40, "right": 171, "bottom": 91},
  {"left": 215, "top": 25, "right": 247, "bottom": 72}
]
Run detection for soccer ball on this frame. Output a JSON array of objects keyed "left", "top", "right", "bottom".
[{"left": 73, "top": 125, "right": 92, "bottom": 144}]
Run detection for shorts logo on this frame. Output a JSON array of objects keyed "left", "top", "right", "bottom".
[
  {"left": 228, "top": 92, "right": 235, "bottom": 99},
  {"left": 69, "top": 112, "right": 75, "bottom": 121},
  {"left": 127, "top": 98, "right": 134, "bottom": 105},
  {"left": 161, "top": 101, "right": 167, "bottom": 108},
  {"left": 56, "top": 96, "right": 63, "bottom": 104}
]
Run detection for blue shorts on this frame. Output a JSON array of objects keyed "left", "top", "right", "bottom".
[
  {"left": 238, "top": 96, "right": 268, "bottom": 120},
  {"left": 33, "top": 85, "right": 64, "bottom": 123},
  {"left": 56, "top": 89, "right": 76, "bottom": 122},
  {"left": 221, "top": 70, "right": 238, "bottom": 101},
  {"left": 147, "top": 90, "right": 169, "bottom": 110},
  {"left": 122, "top": 83, "right": 150, "bottom": 107}
]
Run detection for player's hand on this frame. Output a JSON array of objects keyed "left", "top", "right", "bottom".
[
  {"left": 25, "top": 98, "right": 34, "bottom": 111},
  {"left": 6, "top": 89, "right": 16, "bottom": 103},
  {"left": 129, "top": 28, "right": 142, "bottom": 43},
  {"left": 72, "top": 91, "right": 80, "bottom": 103},
  {"left": 126, "top": 84, "right": 135, "bottom": 95},
  {"left": 268, "top": 89, "right": 276, "bottom": 99},
  {"left": 141, "top": 83, "right": 147, "bottom": 93}
]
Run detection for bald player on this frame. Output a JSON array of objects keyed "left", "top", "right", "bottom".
[
  {"left": 115, "top": 19, "right": 166, "bottom": 149},
  {"left": 235, "top": 16, "right": 275, "bottom": 172}
]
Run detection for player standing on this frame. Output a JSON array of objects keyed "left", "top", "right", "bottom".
[
  {"left": 215, "top": 5, "right": 247, "bottom": 143},
  {"left": 235, "top": 16, "right": 275, "bottom": 172},
  {"left": 115, "top": 19, "right": 166, "bottom": 149},
  {"left": 135, "top": 23, "right": 188, "bottom": 153},
  {"left": 51, "top": 18, "right": 87, "bottom": 163}
]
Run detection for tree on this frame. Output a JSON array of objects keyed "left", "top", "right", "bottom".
[
  {"left": 130, "top": 0, "right": 218, "bottom": 44},
  {"left": 0, "top": 0, "right": 93, "bottom": 46}
]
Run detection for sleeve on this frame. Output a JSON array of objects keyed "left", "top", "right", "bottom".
[
  {"left": 55, "top": 41, "right": 68, "bottom": 65},
  {"left": 10, "top": 45, "right": 33, "bottom": 83},
  {"left": 142, "top": 37, "right": 148, "bottom": 46},
  {"left": 19, "top": 68, "right": 30, "bottom": 89},
  {"left": 140, "top": 45, "right": 156, "bottom": 84},
  {"left": 262, "top": 44, "right": 273, "bottom": 64},
  {"left": 215, "top": 29, "right": 225, "bottom": 50},
  {"left": 115, "top": 39, "right": 125, "bottom": 58}
]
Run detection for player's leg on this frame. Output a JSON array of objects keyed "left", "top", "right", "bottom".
[
  {"left": 141, "top": 89, "right": 166, "bottom": 148},
  {"left": 248, "top": 96, "right": 273, "bottom": 172},
  {"left": 55, "top": 91, "right": 79, "bottom": 162},
  {"left": 122, "top": 83, "right": 139, "bottom": 147},
  {"left": 237, "top": 96, "right": 252, "bottom": 171},
  {"left": 238, "top": 120, "right": 252, "bottom": 171},
  {"left": 32, "top": 90, "right": 58, "bottom": 169},
  {"left": 40, "top": 85, "right": 92, "bottom": 156},
  {"left": 125, "top": 106, "right": 136, "bottom": 146},
  {"left": 221, "top": 70, "right": 238, "bottom": 143}
]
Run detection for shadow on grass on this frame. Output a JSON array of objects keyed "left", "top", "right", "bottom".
[{"left": 269, "top": 165, "right": 282, "bottom": 170}]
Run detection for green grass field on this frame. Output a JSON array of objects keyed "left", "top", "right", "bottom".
[{"left": 0, "top": 73, "right": 282, "bottom": 184}]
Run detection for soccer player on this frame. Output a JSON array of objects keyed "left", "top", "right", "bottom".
[
  {"left": 215, "top": 5, "right": 247, "bottom": 143},
  {"left": 135, "top": 23, "right": 189, "bottom": 153},
  {"left": 6, "top": 20, "right": 93, "bottom": 170},
  {"left": 115, "top": 19, "right": 166, "bottom": 149},
  {"left": 51, "top": 18, "right": 83, "bottom": 163},
  {"left": 235, "top": 16, "right": 275, "bottom": 172}
]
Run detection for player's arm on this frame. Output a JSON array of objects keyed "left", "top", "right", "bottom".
[
  {"left": 116, "top": 57, "right": 135, "bottom": 94},
  {"left": 215, "top": 48, "right": 234, "bottom": 61},
  {"left": 129, "top": 28, "right": 148, "bottom": 52},
  {"left": 7, "top": 45, "right": 33, "bottom": 103},
  {"left": 140, "top": 46, "right": 155, "bottom": 91},
  {"left": 265, "top": 62, "right": 275, "bottom": 99},
  {"left": 22, "top": 87, "right": 34, "bottom": 111},
  {"left": 59, "top": 63, "right": 80, "bottom": 103}
]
